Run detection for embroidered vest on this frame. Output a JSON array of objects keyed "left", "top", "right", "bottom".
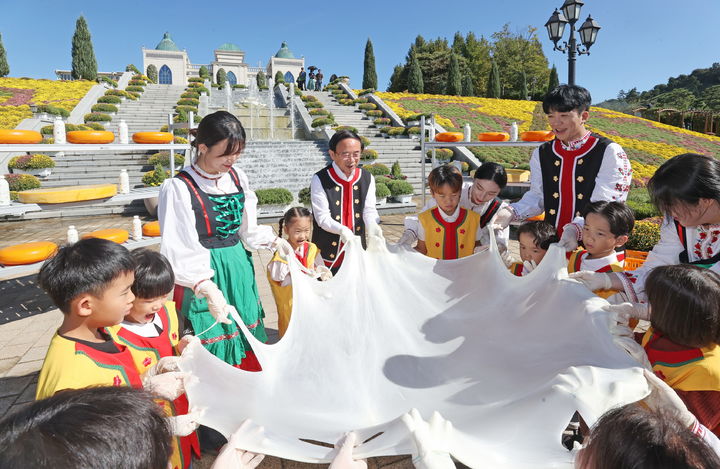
[
  {"left": 673, "top": 220, "right": 720, "bottom": 268},
  {"left": 418, "top": 207, "right": 480, "bottom": 260},
  {"left": 311, "top": 165, "right": 371, "bottom": 265},
  {"left": 538, "top": 134, "right": 612, "bottom": 230},
  {"left": 175, "top": 168, "right": 244, "bottom": 249}
]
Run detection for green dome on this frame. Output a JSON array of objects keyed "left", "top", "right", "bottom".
[
  {"left": 155, "top": 32, "right": 180, "bottom": 51},
  {"left": 274, "top": 41, "right": 295, "bottom": 59},
  {"left": 218, "top": 43, "right": 241, "bottom": 51}
]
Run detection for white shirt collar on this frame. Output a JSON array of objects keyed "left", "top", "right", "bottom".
[
  {"left": 331, "top": 162, "right": 356, "bottom": 181},
  {"left": 436, "top": 204, "right": 461, "bottom": 223}
]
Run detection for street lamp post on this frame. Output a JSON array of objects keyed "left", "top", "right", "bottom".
[{"left": 544, "top": 0, "right": 601, "bottom": 86}]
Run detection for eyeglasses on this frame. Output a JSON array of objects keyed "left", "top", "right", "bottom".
[{"left": 338, "top": 151, "right": 361, "bottom": 159}]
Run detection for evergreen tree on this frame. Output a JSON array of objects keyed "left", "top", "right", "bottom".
[
  {"left": 452, "top": 31, "right": 465, "bottom": 54},
  {"left": 256, "top": 70, "right": 266, "bottom": 88},
  {"left": 199, "top": 66, "right": 209, "bottom": 80},
  {"left": 407, "top": 49, "right": 424, "bottom": 93},
  {"left": 216, "top": 68, "right": 227, "bottom": 87},
  {"left": 0, "top": 33, "right": 9, "bottom": 77},
  {"left": 520, "top": 70, "right": 528, "bottom": 99},
  {"left": 126, "top": 64, "right": 140, "bottom": 74},
  {"left": 274, "top": 70, "right": 284, "bottom": 83},
  {"left": 387, "top": 64, "right": 405, "bottom": 92},
  {"left": 146, "top": 64, "right": 158, "bottom": 83},
  {"left": 446, "top": 54, "right": 462, "bottom": 96},
  {"left": 363, "top": 38, "right": 378, "bottom": 90},
  {"left": 71, "top": 16, "right": 97, "bottom": 80},
  {"left": 487, "top": 59, "right": 501, "bottom": 98},
  {"left": 548, "top": 64, "right": 560, "bottom": 93},
  {"left": 462, "top": 75, "right": 474, "bottom": 96}
]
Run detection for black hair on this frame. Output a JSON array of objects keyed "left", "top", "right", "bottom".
[
  {"left": 130, "top": 248, "right": 175, "bottom": 299},
  {"left": 473, "top": 162, "right": 507, "bottom": 189},
  {"left": 0, "top": 386, "right": 173, "bottom": 469},
  {"left": 37, "top": 238, "right": 135, "bottom": 314},
  {"left": 577, "top": 404, "right": 720, "bottom": 469},
  {"left": 582, "top": 201, "right": 635, "bottom": 237},
  {"left": 542, "top": 84, "right": 592, "bottom": 114},
  {"left": 279, "top": 206, "right": 312, "bottom": 235},
  {"left": 646, "top": 265, "right": 720, "bottom": 348},
  {"left": 648, "top": 153, "right": 720, "bottom": 216},
  {"left": 329, "top": 129, "right": 364, "bottom": 152},
  {"left": 190, "top": 110, "right": 246, "bottom": 158},
  {"left": 428, "top": 164, "right": 463, "bottom": 193},
  {"left": 517, "top": 220, "right": 559, "bottom": 250}
]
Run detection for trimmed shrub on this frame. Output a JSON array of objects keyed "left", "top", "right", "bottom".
[
  {"left": 427, "top": 148, "right": 453, "bottom": 160},
  {"left": 298, "top": 187, "right": 311, "bottom": 205},
  {"left": 388, "top": 179, "right": 414, "bottom": 196},
  {"left": 375, "top": 175, "right": 391, "bottom": 186},
  {"left": 177, "top": 98, "right": 199, "bottom": 107},
  {"left": 360, "top": 136, "right": 371, "bottom": 148},
  {"left": 194, "top": 86, "right": 209, "bottom": 95},
  {"left": 373, "top": 117, "right": 391, "bottom": 126},
  {"left": 375, "top": 182, "right": 390, "bottom": 199},
  {"left": 142, "top": 164, "right": 171, "bottom": 187},
  {"left": 627, "top": 219, "right": 661, "bottom": 251},
  {"left": 9, "top": 154, "right": 55, "bottom": 170},
  {"left": 91, "top": 103, "right": 118, "bottom": 113},
  {"left": 176, "top": 105, "right": 198, "bottom": 114},
  {"left": 97, "top": 76, "right": 118, "bottom": 88},
  {"left": 85, "top": 122, "right": 106, "bottom": 130},
  {"left": 391, "top": 161, "right": 403, "bottom": 179},
  {"left": 388, "top": 127, "right": 406, "bottom": 136},
  {"left": 361, "top": 149, "right": 378, "bottom": 160},
  {"left": 174, "top": 136, "right": 188, "bottom": 144},
  {"left": 365, "top": 110, "right": 383, "bottom": 117},
  {"left": 125, "top": 85, "right": 144, "bottom": 92},
  {"left": 40, "top": 123, "right": 98, "bottom": 135},
  {"left": 5, "top": 173, "right": 41, "bottom": 191},
  {"left": 358, "top": 88, "right": 375, "bottom": 96},
  {"left": 363, "top": 163, "right": 390, "bottom": 176},
  {"left": 132, "top": 74, "right": 150, "bottom": 81},
  {"left": 305, "top": 101, "right": 323, "bottom": 109},
  {"left": 187, "top": 82, "right": 203, "bottom": 88},
  {"left": 105, "top": 89, "right": 127, "bottom": 97},
  {"left": 274, "top": 71, "right": 285, "bottom": 83},
  {"left": 126, "top": 91, "right": 140, "bottom": 99},
  {"left": 461, "top": 161, "right": 470, "bottom": 173},
  {"left": 309, "top": 109, "right": 329, "bottom": 116},
  {"left": 126, "top": 64, "right": 140, "bottom": 73},
  {"left": 379, "top": 126, "right": 392, "bottom": 134},
  {"left": 353, "top": 98, "right": 369, "bottom": 104},
  {"left": 128, "top": 79, "right": 146, "bottom": 86},
  {"left": 339, "top": 99, "right": 354, "bottom": 106},
  {"left": 146, "top": 64, "right": 158, "bottom": 83},
  {"left": 36, "top": 105, "right": 69, "bottom": 117},
  {"left": 233, "top": 84, "right": 247, "bottom": 89},
  {"left": 326, "top": 84, "right": 340, "bottom": 90},
  {"left": 148, "top": 152, "right": 184, "bottom": 168},
  {"left": 188, "top": 77, "right": 204, "bottom": 83},
  {"left": 301, "top": 95, "right": 318, "bottom": 102},
  {"left": 358, "top": 103, "right": 377, "bottom": 111},
  {"left": 97, "top": 95, "right": 121, "bottom": 104},
  {"left": 406, "top": 126, "right": 421, "bottom": 135},
  {"left": 311, "top": 117, "right": 334, "bottom": 128},
  {"left": 181, "top": 91, "right": 200, "bottom": 99},
  {"left": 334, "top": 125, "right": 358, "bottom": 134},
  {"left": 84, "top": 112, "right": 112, "bottom": 122},
  {"left": 256, "top": 188, "right": 293, "bottom": 205}
]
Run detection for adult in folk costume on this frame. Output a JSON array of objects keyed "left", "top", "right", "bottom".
[
  {"left": 158, "top": 111, "right": 292, "bottom": 370},
  {"left": 310, "top": 130, "right": 381, "bottom": 272}
]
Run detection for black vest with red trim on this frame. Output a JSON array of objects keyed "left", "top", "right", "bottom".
[
  {"left": 538, "top": 133, "right": 612, "bottom": 230},
  {"left": 674, "top": 220, "right": 720, "bottom": 266},
  {"left": 175, "top": 168, "right": 244, "bottom": 249},
  {"left": 480, "top": 197, "right": 503, "bottom": 228},
  {"left": 311, "top": 165, "right": 371, "bottom": 263}
]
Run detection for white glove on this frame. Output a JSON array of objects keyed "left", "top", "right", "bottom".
[
  {"left": 558, "top": 223, "right": 580, "bottom": 251},
  {"left": 339, "top": 226, "right": 355, "bottom": 244},
  {"left": 329, "top": 432, "right": 367, "bottom": 469},
  {"left": 143, "top": 356, "right": 182, "bottom": 378},
  {"left": 523, "top": 259, "right": 538, "bottom": 273},
  {"left": 602, "top": 302, "right": 650, "bottom": 321},
  {"left": 473, "top": 245, "right": 489, "bottom": 254},
  {"left": 316, "top": 265, "right": 333, "bottom": 281},
  {"left": 168, "top": 407, "right": 205, "bottom": 436},
  {"left": 568, "top": 270, "right": 612, "bottom": 291},
  {"left": 212, "top": 420, "right": 266, "bottom": 469},
  {"left": 401, "top": 409, "right": 456, "bottom": 469},
  {"left": 500, "top": 250, "right": 515, "bottom": 268},
  {"left": 195, "top": 280, "right": 231, "bottom": 324},
  {"left": 273, "top": 237, "right": 294, "bottom": 259},
  {"left": 396, "top": 230, "right": 417, "bottom": 247},
  {"left": 178, "top": 335, "right": 199, "bottom": 354},
  {"left": 365, "top": 220, "right": 383, "bottom": 239},
  {"left": 492, "top": 206, "right": 514, "bottom": 230},
  {"left": 643, "top": 369, "right": 696, "bottom": 428},
  {"left": 142, "top": 371, "right": 189, "bottom": 400}
]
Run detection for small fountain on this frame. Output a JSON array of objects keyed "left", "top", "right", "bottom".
[
  {"left": 267, "top": 78, "right": 275, "bottom": 141},
  {"left": 225, "top": 83, "right": 232, "bottom": 112},
  {"left": 289, "top": 82, "right": 296, "bottom": 140}
]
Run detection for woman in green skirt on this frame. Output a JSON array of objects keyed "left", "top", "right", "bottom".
[{"left": 158, "top": 111, "right": 292, "bottom": 370}]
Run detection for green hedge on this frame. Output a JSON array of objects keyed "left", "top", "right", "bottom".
[
  {"left": 373, "top": 118, "right": 391, "bottom": 126},
  {"left": 334, "top": 125, "right": 358, "bottom": 134},
  {"left": 256, "top": 188, "right": 293, "bottom": 205},
  {"left": 305, "top": 101, "right": 323, "bottom": 108},
  {"left": 125, "top": 85, "right": 144, "bottom": 92},
  {"left": 427, "top": 149, "right": 453, "bottom": 160},
  {"left": 406, "top": 126, "right": 421, "bottom": 135},
  {"left": 97, "top": 95, "right": 121, "bottom": 104},
  {"left": 5, "top": 173, "right": 41, "bottom": 191},
  {"left": 142, "top": 164, "right": 171, "bottom": 187},
  {"left": 358, "top": 103, "right": 377, "bottom": 111},
  {"left": 298, "top": 187, "right": 311, "bottom": 205},
  {"left": 361, "top": 149, "right": 378, "bottom": 160},
  {"left": 84, "top": 112, "right": 112, "bottom": 122},
  {"left": 311, "top": 118, "right": 334, "bottom": 128},
  {"left": 148, "top": 152, "right": 184, "bottom": 168},
  {"left": 388, "top": 127, "right": 406, "bottom": 136},
  {"left": 9, "top": 154, "right": 55, "bottom": 170},
  {"left": 375, "top": 175, "right": 391, "bottom": 186},
  {"left": 36, "top": 105, "right": 69, "bottom": 117},
  {"left": 188, "top": 77, "right": 204, "bottom": 83},
  {"left": 128, "top": 79, "right": 146, "bottom": 86},
  {"left": 388, "top": 179, "right": 414, "bottom": 196},
  {"left": 375, "top": 182, "right": 390, "bottom": 198},
  {"left": 365, "top": 110, "right": 383, "bottom": 117},
  {"left": 309, "top": 109, "right": 329, "bottom": 116},
  {"left": 181, "top": 91, "right": 200, "bottom": 99},
  {"left": 301, "top": 95, "right": 318, "bottom": 102},
  {"left": 91, "top": 103, "right": 118, "bottom": 113},
  {"left": 177, "top": 98, "right": 200, "bottom": 107},
  {"left": 353, "top": 98, "right": 369, "bottom": 104},
  {"left": 363, "top": 163, "right": 389, "bottom": 176},
  {"left": 339, "top": 99, "right": 354, "bottom": 106}
]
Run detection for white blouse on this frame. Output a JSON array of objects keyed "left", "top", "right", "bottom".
[
  {"left": 267, "top": 243, "right": 325, "bottom": 287},
  {"left": 158, "top": 165, "right": 276, "bottom": 289}
]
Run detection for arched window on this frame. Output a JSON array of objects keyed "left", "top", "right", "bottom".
[
  {"left": 159, "top": 65, "right": 172, "bottom": 84},
  {"left": 284, "top": 71, "right": 295, "bottom": 83},
  {"left": 227, "top": 71, "right": 237, "bottom": 86}
]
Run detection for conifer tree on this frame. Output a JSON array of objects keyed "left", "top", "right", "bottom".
[
  {"left": 71, "top": 16, "right": 97, "bottom": 80},
  {"left": 461, "top": 75, "right": 474, "bottom": 96},
  {"left": 520, "top": 70, "right": 528, "bottom": 100},
  {"left": 274, "top": 70, "right": 284, "bottom": 83},
  {"left": 446, "top": 54, "right": 462, "bottom": 96},
  {"left": 363, "top": 38, "right": 378, "bottom": 90},
  {"left": 487, "top": 59, "right": 501, "bottom": 98},
  {"left": 217, "top": 68, "right": 227, "bottom": 87},
  {"left": 256, "top": 70, "right": 266, "bottom": 88},
  {"left": 146, "top": 64, "right": 158, "bottom": 83},
  {"left": 548, "top": 65, "right": 560, "bottom": 93},
  {"left": 0, "top": 33, "right": 9, "bottom": 77},
  {"left": 199, "top": 66, "right": 209, "bottom": 79},
  {"left": 407, "top": 49, "right": 424, "bottom": 94}
]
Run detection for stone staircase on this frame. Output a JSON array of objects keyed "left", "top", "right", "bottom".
[
  {"left": 107, "top": 84, "right": 186, "bottom": 134},
  {"left": 303, "top": 90, "right": 425, "bottom": 193}
]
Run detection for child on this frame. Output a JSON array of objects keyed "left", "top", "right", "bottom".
[
  {"left": 509, "top": 220, "right": 559, "bottom": 276},
  {"left": 416, "top": 165, "right": 482, "bottom": 260},
  {"left": 267, "top": 207, "right": 332, "bottom": 338},
  {"left": 641, "top": 265, "right": 720, "bottom": 436},
  {"left": 106, "top": 248, "right": 200, "bottom": 469},
  {"left": 567, "top": 201, "right": 634, "bottom": 297}
]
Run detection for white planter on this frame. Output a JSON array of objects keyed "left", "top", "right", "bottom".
[
  {"left": 407, "top": 120, "right": 420, "bottom": 126},
  {"left": 12, "top": 168, "right": 52, "bottom": 178},
  {"left": 410, "top": 135, "right": 420, "bottom": 140},
  {"left": 392, "top": 194, "right": 413, "bottom": 204},
  {"left": 376, "top": 197, "right": 387, "bottom": 207},
  {"left": 258, "top": 203, "right": 287, "bottom": 214}
]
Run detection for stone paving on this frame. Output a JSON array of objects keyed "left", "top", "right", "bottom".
[{"left": 0, "top": 212, "right": 518, "bottom": 468}]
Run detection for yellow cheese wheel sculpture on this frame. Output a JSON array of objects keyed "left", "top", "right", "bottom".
[
  {"left": 82, "top": 228, "right": 129, "bottom": 244},
  {"left": 142, "top": 221, "right": 161, "bottom": 237},
  {"left": 17, "top": 184, "right": 117, "bottom": 204},
  {"left": 132, "top": 132, "right": 173, "bottom": 144},
  {"left": 435, "top": 132, "right": 464, "bottom": 142},
  {"left": 66, "top": 130, "right": 115, "bottom": 144},
  {"left": 0, "top": 241, "right": 58, "bottom": 266},
  {"left": 520, "top": 131, "right": 555, "bottom": 142},
  {"left": 0, "top": 129, "right": 43, "bottom": 144},
  {"left": 478, "top": 132, "right": 510, "bottom": 142}
]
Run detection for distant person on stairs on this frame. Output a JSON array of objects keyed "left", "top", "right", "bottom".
[
  {"left": 297, "top": 67, "right": 306, "bottom": 91},
  {"left": 315, "top": 69, "right": 324, "bottom": 91},
  {"left": 307, "top": 70, "right": 316, "bottom": 94}
]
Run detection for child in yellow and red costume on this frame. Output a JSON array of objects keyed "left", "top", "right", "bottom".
[
  {"left": 509, "top": 220, "right": 559, "bottom": 276},
  {"left": 416, "top": 165, "right": 482, "bottom": 260},
  {"left": 106, "top": 249, "right": 200, "bottom": 469},
  {"left": 267, "top": 207, "right": 332, "bottom": 338},
  {"left": 639, "top": 264, "right": 720, "bottom": 436}
]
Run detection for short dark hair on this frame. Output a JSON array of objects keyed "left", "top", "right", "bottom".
[
  {"left": 428, "top": 164, "right": 463, "bottom": 193},
  {"left": 648, "top": 153, "right": 720, "bottom": 216},
  {"left": 517, "top": 220, "right": 559, "bottom": 250},
  {"left": 646, "top": 265, "right": 720, "bottom": 348},
  {"left": 279, "top": 206, "right": 312, "bottom": 234},
  {"left": 577, "top": 404, "right": 720, "bottom": 469},
  {"left": 191, "top": 110, "right": 246, "bottom": 157},
  {"left": 542, "top": 84, "right": 592, "bottom": 114},
  {"left": 582, "top": 201, "right": 635, "bottom": 237},
  {"left": 0, "top": 386, "right": 173, "bottom": 469},
  {"left": 38, "top": 238, "right": 135, "bottom": 314},
  {"left": 329, "top": 129, "right": 364, "bottom": 152},
  {"left": 130, "top": 249, "right": 175, "bottom": 299},
  {"left": 473, "top": 162, "right": 507, "bottom": 189}
]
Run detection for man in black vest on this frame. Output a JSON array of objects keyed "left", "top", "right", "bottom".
[
  {"left": 297, "top": 67, "right": 306, "bottom": 90},
  {"left": 311, "top": 130, "right": 381, "bottom": 271},
  {"left": 493, "top": 85, "right": 632, "bottom": 250}
]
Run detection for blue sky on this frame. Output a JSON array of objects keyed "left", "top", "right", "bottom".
[{"left": 2, "top": 1, "right": 718, "bottom": 102}]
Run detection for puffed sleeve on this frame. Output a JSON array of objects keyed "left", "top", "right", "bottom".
[
  {"left": 363, "top": 176, "right": 380, "bottom": 226},
  {"left": 235, "top": 169, "right": 277, "bottom": 250},
  {"left": 510, "top": 147, "right": 544, "bottom": 219},
  {"left": 590, "top": 142, "right": 632, "bottom": 203},
  {"left": 158, "top": 178, "right": 214, "bottom": 289}
]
